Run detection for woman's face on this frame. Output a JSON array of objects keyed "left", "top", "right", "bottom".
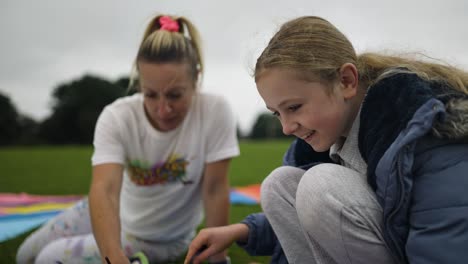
[
  {"left": 138, "top": 61, "right": 195, "bottom": 132},
  {"left": 256, "top": 68, "right": 357, "bottom": 152}
]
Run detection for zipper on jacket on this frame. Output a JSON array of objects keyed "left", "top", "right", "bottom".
[{"left": 385, "top": 149, "right": 408, "bottom": 262}]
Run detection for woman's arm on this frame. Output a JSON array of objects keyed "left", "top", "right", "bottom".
[
  {"left": 201, "top": 158, "right": 232, "bottom": 263},
  {"left": 89, "top": 163, "right": 129, "bottom": 264}
]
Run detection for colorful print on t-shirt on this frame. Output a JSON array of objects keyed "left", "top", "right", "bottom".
[{"left": 127, "top": 153, "right": 190, "bottom": 185}]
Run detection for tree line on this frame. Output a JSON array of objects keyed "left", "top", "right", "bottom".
[{"left": 0, "top": 75, "right": 290, "bottom": 146}]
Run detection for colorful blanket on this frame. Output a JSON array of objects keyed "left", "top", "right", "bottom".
[
  {"left": 0, "top": 184, "right": 261, "bottom": 242},
  {"left": 229, "top": 184, "right": 261, "bottom": 205}
]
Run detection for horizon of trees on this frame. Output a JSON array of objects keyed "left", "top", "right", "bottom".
[{"left": 1, "top": 74, "right": 290, "bottom": 146}]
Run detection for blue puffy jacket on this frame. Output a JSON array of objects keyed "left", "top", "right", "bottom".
[{"left": 239, "top": 71, "right": 468, "bottom": 264}]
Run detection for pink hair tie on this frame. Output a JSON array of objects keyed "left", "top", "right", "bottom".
[{"left": 159, "top": 16, "right": 179, "bottom": 32}]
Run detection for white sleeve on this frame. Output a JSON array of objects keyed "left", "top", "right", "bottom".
[
  {"left": 204, "top": 96, "right": 240, "bottom": 163},
  {"left": 91, "top": 106, "right": 126, "bottom": 165}
]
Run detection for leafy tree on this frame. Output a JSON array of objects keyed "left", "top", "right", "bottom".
[
  {"left": 38, "top": 75, "right": 128, "bottom": 144},
  {"left": 0, "top": 92, "right": 22, "bottom": 145},
  {"left": 17, "top": 115, "right": 39, "bottom": 145},
  {"left": 249, "top": 112, "right": 291, "bottom": 139}
]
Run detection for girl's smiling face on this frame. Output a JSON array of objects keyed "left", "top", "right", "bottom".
[{"left": 256, "top": 67, "right": 359, "bottom": 152}]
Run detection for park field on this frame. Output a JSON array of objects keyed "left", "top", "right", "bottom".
[{"left": 0, "top": 139, "right": 293, "bottom": 263}]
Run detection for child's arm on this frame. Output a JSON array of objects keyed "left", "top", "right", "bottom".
[
  {"left": 185, "top": 223, "right": 249, "bottom": 264},
  {"left": 236, "top": 213, "right": 280, "bottom": 256}
]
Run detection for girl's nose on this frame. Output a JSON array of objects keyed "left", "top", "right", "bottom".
[{"left": 281, "top": 119, "right": 298, "bottom": 136}]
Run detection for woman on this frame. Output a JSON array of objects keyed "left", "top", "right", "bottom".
[{"left": 17, "top": 14, "right": 239, "bottom": 264}]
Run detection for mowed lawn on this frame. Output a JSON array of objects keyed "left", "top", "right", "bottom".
[{"left": 0, "top": 139, "right": 293, "bottom": 263}]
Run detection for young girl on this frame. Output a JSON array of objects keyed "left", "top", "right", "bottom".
[
  {"left": 17, "top": 14, "right": 239, "bottom": 264},
  {"left": 185, "top": 16, "right": 468, "bottom": 264}
]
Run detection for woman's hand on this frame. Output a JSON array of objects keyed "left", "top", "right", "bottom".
[
  {"left": 102, "top": 251, "right": 130, "bottom": 264},
  {"left": 89, "top": 163, "right": 125, "bottom": 262},
  {"left": 184, "top": 224, "right": 249, "bottom": 264}
]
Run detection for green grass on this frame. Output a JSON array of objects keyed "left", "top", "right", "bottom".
[{"left": 0, "top": 139, "right": 293, "bottom": 263}]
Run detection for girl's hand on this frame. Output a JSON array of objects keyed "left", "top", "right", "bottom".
[{"left": 184, "top": 224, "right": 249, "bottom": 264}]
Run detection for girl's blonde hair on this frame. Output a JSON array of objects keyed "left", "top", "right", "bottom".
[
  {"left": 255, "top": 16, "right": 468, "bottom": 94},
  {"left": 129, "top": 14, "right": 203, "bottom": 91}
]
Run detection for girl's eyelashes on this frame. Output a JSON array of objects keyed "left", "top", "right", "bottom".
[
  {"left": 270, "top": 104, "right": 301, "bottom": 117},
  {"left": 288, "top": 104, "right": 301, "bottom": 112}
]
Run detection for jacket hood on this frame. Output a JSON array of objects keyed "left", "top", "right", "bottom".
[
  {"left": 358, "top": 70, "right": 467, "bottom": 190},
  {"left": 433, "top": 97, "right": 468, "bottom": 140}
]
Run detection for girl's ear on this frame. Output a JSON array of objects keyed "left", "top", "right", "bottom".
[{"left": 339, "top": 63, "right": 359, "bottom": 100}]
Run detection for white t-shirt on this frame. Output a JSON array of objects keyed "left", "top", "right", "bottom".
[{"left": 91, "top": 92, "right": 240, "bottom": 241}]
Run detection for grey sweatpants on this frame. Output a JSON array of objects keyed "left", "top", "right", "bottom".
[{"left": 261, "top": 164, "right": 396, "bottom": 264}]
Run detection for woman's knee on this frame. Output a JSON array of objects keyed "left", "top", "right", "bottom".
[
  {"left": 16, "top": 230, "right": 47, "bottom": 264},
  {"left": 35, "top": 236, "right": 100, "bottom": 263},
  {"left": 16, "top": 236, "right": 35, "bottom": 264},
  {"left": 17, "top": 236, "right": 65, "bottom": 264},
  {"left": 34, "top": 238, "right": 67, "bottom": 264}
]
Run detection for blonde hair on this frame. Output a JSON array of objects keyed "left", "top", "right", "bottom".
[
  {"left": 129, "top": 14, "right": 203, "bottom": 90},
  {"left": 255, "top": 16, "right": 468, "bottom": 94}
]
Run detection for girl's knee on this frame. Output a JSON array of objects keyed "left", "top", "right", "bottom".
[
  {"left": 260, "top": 166, "right": 303, "bottom": 208},
  {"left": 300, "top": 163, "right": 346, "bottom": 193},
  {"left": 261, "top": 167, "right": 288, "bottom": 194},
  {"left": 296, "top": 163, "right": 367, "bottom": 233},
  {"left": 296, "top": 164, "right": 345, "bottom": 217}
]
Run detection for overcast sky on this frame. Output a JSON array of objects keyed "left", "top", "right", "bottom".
[{"left": 1, "top": 0, "right": 467, "bottom": 133}]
